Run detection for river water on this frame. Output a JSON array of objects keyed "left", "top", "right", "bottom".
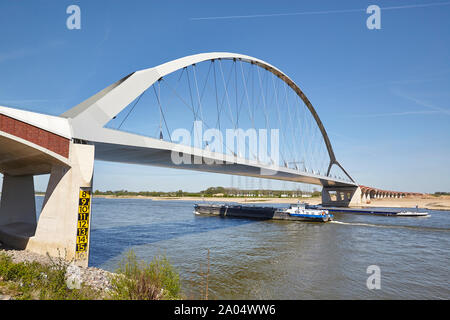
[{"left": 37, "top": 197, "right": 450, "bottom": 299}]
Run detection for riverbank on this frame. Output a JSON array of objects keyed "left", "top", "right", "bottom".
[
  {"left": 0, "top": 243, "right": 113, "bottom": 300},
  {"left": 0, "top": 244, "right": 182, "bottom": 300},
  {"left": 360, "top": 195, "right": 450, "bottom": 211},
  {"left": 92, "top": 194, "right": 450, "bottom": 211}
]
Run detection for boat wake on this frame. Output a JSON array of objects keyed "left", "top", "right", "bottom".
[
  {"left": 330, "top": 221, "right": 380, "bottom": 228},
  {"left": 330, "top": 220, "right": 450, "bottom": 232}
]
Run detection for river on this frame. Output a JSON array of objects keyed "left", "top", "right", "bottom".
[{"left": 36, "top": 197, "right": 450, "bottom": 299}]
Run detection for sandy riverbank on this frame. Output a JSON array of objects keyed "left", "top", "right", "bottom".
[
  {"left": 93, "top": 195, "right": 450, "bottom": 211},
  {"left": 359, "top": 195, "right": 450, "bottom": 211}
]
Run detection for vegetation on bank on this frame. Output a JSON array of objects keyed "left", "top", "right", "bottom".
[
  {"left": 90, "top": 186, "right": 321, "bottom": 198},
  {"left": 0, "top": 250, "right": 182, "bottom": 300},
  {"left": 109, "top": 250, "right": 181, "bottom": 300},
  {"left": 433, "top": 192, "right": 450, "bottom": 196},
  {"left": 0, "top": 253, "right": 99, "bottom": 300}
]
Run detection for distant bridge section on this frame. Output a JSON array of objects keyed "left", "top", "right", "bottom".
[{"left": 360, "top": 185, "right": 423, "bottom": 203}]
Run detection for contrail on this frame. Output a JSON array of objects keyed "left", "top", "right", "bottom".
[
  {"left": 390, "top": 87, "right": 450, "bottom": 116},
  {"left": 190, "top": 1, "right": 450, "bottom": 21},
  {"left": 191, "top": 8, "right": 364, "bottom": 21},
  {"left": 346, "top": 110, "right": 441, "bottom": 118}
]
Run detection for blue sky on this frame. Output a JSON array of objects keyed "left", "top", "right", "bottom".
[{"left": 0, "top": 0, "right": 449, "bottom": 193}]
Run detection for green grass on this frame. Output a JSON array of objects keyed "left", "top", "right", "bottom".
[
  {"left": 108, "top": 250, "right": 181, "bottom": 300},
  {"left": 0, "top": 253, "right": 99, "bottom": 300},
  {"left": 0, "top": 249, "right": 182, "bottom": 300}
]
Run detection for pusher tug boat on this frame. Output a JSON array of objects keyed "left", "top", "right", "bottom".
[{"left": 276, "top": 202, "right": 334, "bottom": 222}]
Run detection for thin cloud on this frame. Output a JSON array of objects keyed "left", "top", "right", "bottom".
[
  {"left": 401, "top": 96, "right": 450, "bottom": 116},
  {"left": 0, "top": 40, "right": 66, "bottom": 64},
  {"left": 0, "top": 99, "right": 62, "bottom": 104},
  {"left": 346, "top": 89, "right": 450, "bottom": 119},
  {"left": 0, "top": 99, "right": 67, "bottom": 113},
  {"left": 391, "top": 88, "right": 450, "bottom": 116},
  {"left": 346, "top": 110, "right": 441, "bottom": 118},
  {"left": 190, "top": 1, "right": 450, "bottom": 21},
  {"left": 0, "top": 99, "right": 66, "bottom": 107},
  {"left": 0, "top": 48, "right": 30, "bottom": 63}
]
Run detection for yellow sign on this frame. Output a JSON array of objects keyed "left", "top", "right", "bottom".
[{"left": 75, "top": 189, "right": 91, "bottom": 260}]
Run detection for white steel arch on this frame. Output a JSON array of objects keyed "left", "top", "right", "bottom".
[{"left": 62, "top": 52, "right": 355, "bottom": 184}]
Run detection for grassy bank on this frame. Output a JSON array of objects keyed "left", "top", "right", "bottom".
[
  {"left": 0, "top": 252, "right": 99, "bottom": 300},
  {"left": 0, "top": 250, "right": 182, "bottom": 300},
  {"left": 109, "top": 250, "right": 181, "bottom": 300}
]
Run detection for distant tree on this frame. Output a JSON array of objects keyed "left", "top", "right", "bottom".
[
  {"left": 311, "top": 191, "right": 321, "bottom": 197},
  {"left": 434, "top": 192, "right": 450, "bottom": 196}
]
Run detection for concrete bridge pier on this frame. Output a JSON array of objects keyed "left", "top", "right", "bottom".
[
  {"left": 0, "top": 143, "right": 95, "bottom": 267},
  {"left": 361, "top": 193, "right": 367, "bottom": 203},
  {"left": 321, "top": 186, "right": 361, "bottom": 207},
  {"left": 0, "top": 174, "right": 37, "bottom": 247}
]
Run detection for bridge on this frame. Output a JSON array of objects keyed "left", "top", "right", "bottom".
[
  {"left": 0, "top": 52, "right": 418, "bottom": 266},
  {"left": 359, "top": 185, "right": 422, "bottom": 203}
]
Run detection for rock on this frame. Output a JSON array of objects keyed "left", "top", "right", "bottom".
[
  {"left": 65, "top": 263, "right": 82, "bottom": 290},
  {"left": 0, "top": 294, "right": 12, "bottom": 300}
]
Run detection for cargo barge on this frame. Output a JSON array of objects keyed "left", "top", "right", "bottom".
[{"left": 194, "top": 203, "right": 333, "bottom": 222}]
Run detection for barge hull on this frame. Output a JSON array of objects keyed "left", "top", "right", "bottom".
[{"left": 194, "top": 205, "right": 330, "bottom": 222}]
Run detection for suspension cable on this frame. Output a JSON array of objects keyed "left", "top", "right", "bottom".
[
  {"left": 152, "top": 81, "right": 172, "bottom": 142},
  {"left": 117, "top": 91, "right": 146, "bottom": 130}
]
